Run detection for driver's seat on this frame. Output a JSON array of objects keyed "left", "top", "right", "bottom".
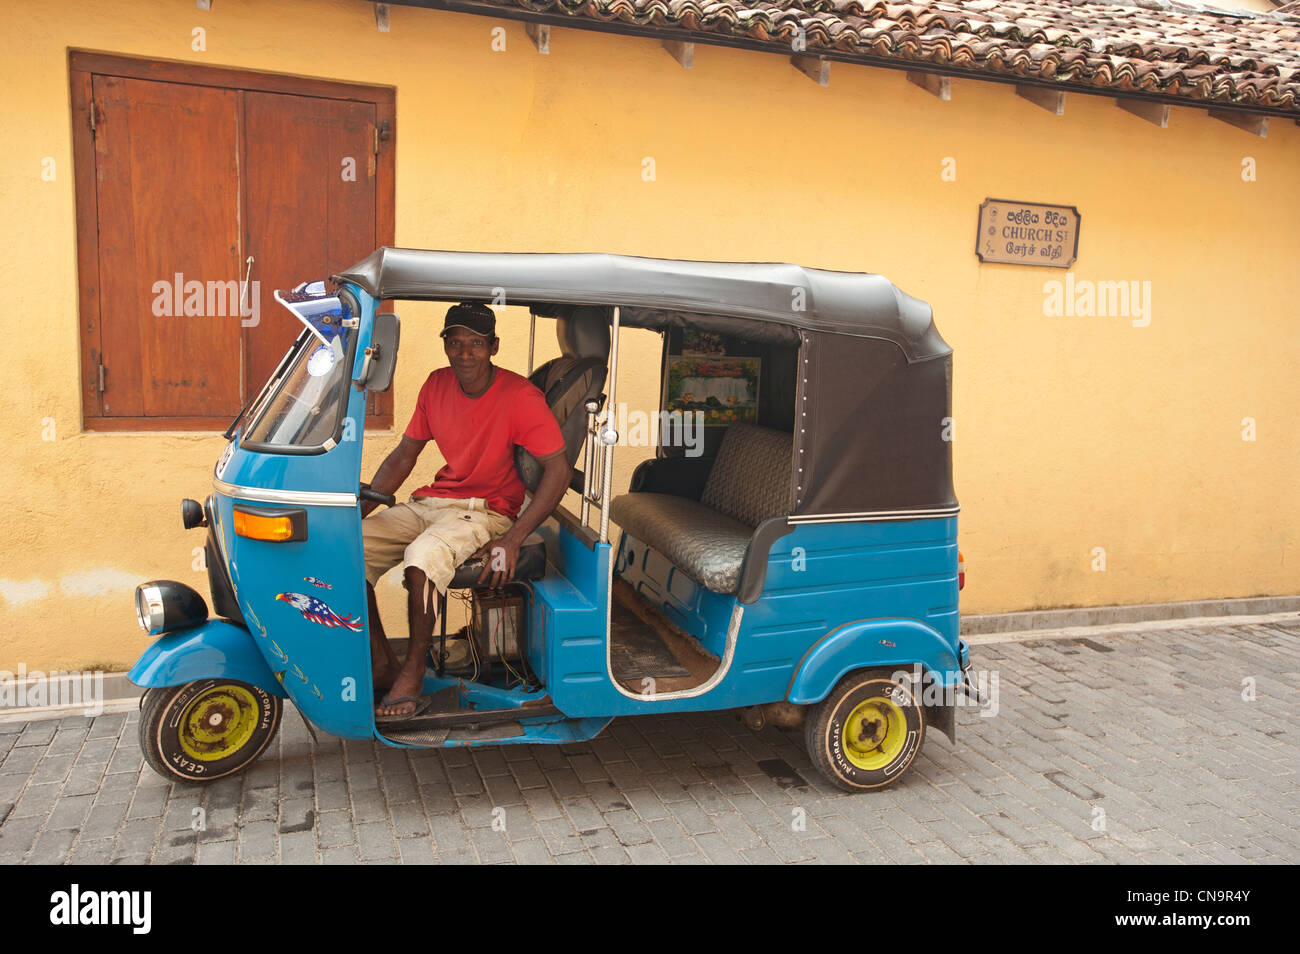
[
  {"left": 514, "top": 306, "right": 610, "bottom": 494},
  {"left": 445, "top": 532, "right": 548, "bottom": 588}
]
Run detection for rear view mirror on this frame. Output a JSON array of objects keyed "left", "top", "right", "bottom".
[{"left": 354, "top": 313, "right": 400, "bottom": 392}]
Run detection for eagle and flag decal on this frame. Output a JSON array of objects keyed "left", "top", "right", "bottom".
[{"left": 275, "top": 588, "right": 363, "bottom": 632}]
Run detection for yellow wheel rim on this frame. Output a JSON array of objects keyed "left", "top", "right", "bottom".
[
  {"left": 841, "top": 694, "right": 908, "bottom": 771},
  {"left": 178, "top": 684, "right": 261, "bottom": 762}
]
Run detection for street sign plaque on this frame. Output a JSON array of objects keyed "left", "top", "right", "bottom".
[{"left": 976, "top": 198, "right": 1080, "bottom": 268}]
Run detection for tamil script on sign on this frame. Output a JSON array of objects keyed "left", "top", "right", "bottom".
[{"left": 976, "top": 199, "right": 1080, "bottom": 268}]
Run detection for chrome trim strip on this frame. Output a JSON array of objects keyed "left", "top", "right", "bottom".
[
  {"left": 527, "top": 312, "right": 536, "bottom": 376},
  {"left": 788, "top": 506, "right": 961, "bottom": 525},
  {"left": 212, "top": 478, "right": 357, "bottom": 507},
  {"left": 579, "top": 410, "right": 595, "bottom": 528},
  {"left": 242, "top": 331, "right": 309, "bottom": 440}
]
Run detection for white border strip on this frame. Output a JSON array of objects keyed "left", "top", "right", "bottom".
[
  {"left": 788, "top": 505, "right": 960, "bottom": 524},
  {"left": 606, "top": 587, "right": 744, "bottom": 703}
]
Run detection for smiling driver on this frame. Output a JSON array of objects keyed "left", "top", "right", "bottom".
[{"left": 359, "top": 301, "right": 570, "bottom": 721}]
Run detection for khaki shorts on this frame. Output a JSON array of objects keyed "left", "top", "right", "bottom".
[{"left": 362, "top": 496, "right": 514, "bottom": 595}]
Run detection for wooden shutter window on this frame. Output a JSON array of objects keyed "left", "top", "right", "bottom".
[{"left": 70, "top": 53, "right": 395, "bottom": 431}]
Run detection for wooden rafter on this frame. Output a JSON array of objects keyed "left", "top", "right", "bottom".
[
  {"left": 791, "top": 55, "right": 829, "bottom": 86},
  {"left": 1210, "top": 109, "right": 1268, "bottom": 137},
  {"left": 663, "top": 39, "right": 694, "bottom": 68},
  {"left": 1117, "top": 98, "right": 1170, "bottom": 128},
  {"left": 907, "top": 72, "right": 951, "bottom": 101},
  {"left": 526, "top": 22, "right": 550, "bottom": 54},
  {"left": 1016, "top": 84, "right": 1065, "bottom": 115}
]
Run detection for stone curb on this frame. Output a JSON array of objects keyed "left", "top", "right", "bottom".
[{"left": 960, "top": 594, "right": 1300, "bottom": 635}]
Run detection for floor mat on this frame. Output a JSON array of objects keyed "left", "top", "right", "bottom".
[
  {"left": 378, "top": 725, "right": 451, "bottom": 746},
  {"left": 609, "top": 599, "right": 692, "bottom": 680}
]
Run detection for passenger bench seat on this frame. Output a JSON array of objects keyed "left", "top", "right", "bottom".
[{"left": 610, "top": 424, "right": 792, "bottom": 594}]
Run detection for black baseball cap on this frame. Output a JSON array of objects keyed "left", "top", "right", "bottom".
[{"left": 440, "top": 301, "right": 496, "bottom": 339}]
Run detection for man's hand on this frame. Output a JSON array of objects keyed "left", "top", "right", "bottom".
[
  {"left": 361, "top": 435, "right": 426, "bottom": 518},
  {"left": 468, "top": 450, "right": 571, "bottom": 588},
  {"left": 471, "top": 533, "right": 523, "bottom": 589}
]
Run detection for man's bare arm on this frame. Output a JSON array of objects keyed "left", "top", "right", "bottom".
[
  {"left": 512, "top": 450, "right": 572, "bottom": 543},
  {"left": 360, "top": 436, "right": 427, "bottom": 518},
  {"left": 474, "top": 450, "right": 572, "bottom": 586}
]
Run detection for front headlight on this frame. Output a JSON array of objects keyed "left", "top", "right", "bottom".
[
  {"left": 136, "top": 584, "right": 162, "bottom": 633},
  {"left": 134, "top": 581, "right": 208, "bottom": 636}
]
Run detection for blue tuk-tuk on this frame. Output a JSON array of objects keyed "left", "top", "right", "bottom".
[{"left": 130, "top": 248, "right": 968, "bottom": 792}]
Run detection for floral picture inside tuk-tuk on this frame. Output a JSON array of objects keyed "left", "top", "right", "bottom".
[
  {"left": 665, "top": 355, "right": 761, "bottom": 425},
  {"left": 129, "top": 248, "right": 970, "bottom": 793}
]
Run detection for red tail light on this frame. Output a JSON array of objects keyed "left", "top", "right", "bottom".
[{"left": 958, "top": 551, "right": 965, "bottom": 591}]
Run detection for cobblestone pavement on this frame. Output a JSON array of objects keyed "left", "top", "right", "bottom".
[{"left": 1, "top": 619, "right": 1295, "bottom": 864}]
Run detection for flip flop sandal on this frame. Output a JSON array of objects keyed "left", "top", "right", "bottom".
[{"left": 374, "top": 694, "right": 434, "bottom": 723}]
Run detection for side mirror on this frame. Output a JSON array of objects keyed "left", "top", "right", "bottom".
[{"left": 354, "top": 313, "right": 400, "bottom": 392}]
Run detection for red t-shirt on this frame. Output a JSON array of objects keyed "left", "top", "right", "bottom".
[{"left": 405, "top": 367, "right": 565, "bottom": 520}]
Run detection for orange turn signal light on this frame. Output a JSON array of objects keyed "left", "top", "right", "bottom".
[
  {"left": 234, "top": 510, "right": 293, "bottom": 541},
  {"left": 233, "top": 508, "right": 304, "bottom": 542}
]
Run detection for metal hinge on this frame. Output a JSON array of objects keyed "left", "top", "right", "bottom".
[
  {"left": 373, "top": 120, "right": 390, "bottom": 155},
  {"left": 89, "top": 101, "right": 98, "bottom": 135},
  {"left": 97, "top": 364, "right": 106, "bottom": 393}
]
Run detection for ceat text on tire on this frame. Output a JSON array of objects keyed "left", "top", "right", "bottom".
[
  {"left": 139, "top": 679, "right": 282, "bottom": 783},
  {"left": 805, "top": 669, "right": 925, "bottom": 792}
]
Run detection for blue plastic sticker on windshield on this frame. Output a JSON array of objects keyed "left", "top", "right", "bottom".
[{"left": 274, "top": 282, "right": 349, "bottom": 347}]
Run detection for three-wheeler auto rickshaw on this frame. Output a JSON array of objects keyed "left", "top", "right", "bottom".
[{"left": 130, "top": 247, "right": 969, "bottom": 792}]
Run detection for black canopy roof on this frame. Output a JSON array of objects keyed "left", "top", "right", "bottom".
[{"left": 334, "top": 247, "right": 950, "bottom": 363}]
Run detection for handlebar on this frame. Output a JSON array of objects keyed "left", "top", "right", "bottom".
[{"left": 359, "top": 484, "right": 396, "bottom": 508}]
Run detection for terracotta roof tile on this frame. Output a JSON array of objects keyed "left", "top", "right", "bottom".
[{"left": 444, "top": 0, "right": 1300, "bottom": 112}]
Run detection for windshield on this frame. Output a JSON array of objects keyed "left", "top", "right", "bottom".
[{"left": 242, "top": 283, "right": 356, "bottom": 451}]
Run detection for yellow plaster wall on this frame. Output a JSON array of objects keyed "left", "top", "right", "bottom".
[
  {"left": 1199, "top": 0, "right": 1275, "bottom": 11},
  {"left": 1, "top": 0, "right": 1297, "bottom": 670}
]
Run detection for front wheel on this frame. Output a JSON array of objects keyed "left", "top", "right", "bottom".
[
  {"left": 805, "top": 669, "right": 924, "bottom": 792},
  {"left": 139, "top": 679, "right": 282, "bottom": 784}
]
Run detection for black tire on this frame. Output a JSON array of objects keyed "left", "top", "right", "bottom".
[
  {"left": 139, "top": 680, "right": 282, "bottom": 784},
  {"left": 805, "top": 668, "right": 925, "bottom": 792}
]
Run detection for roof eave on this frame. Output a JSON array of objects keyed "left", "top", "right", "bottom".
[{"left": 374, "top": 0, "right": 1300, "bottom": 120}]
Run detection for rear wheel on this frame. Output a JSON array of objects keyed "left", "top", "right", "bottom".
[
  {"left": 139, "top": 679, "right": 281, "bottom": 784},
  {"left": 805, "top": 669, "right": 924, "bottom": 792}
]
